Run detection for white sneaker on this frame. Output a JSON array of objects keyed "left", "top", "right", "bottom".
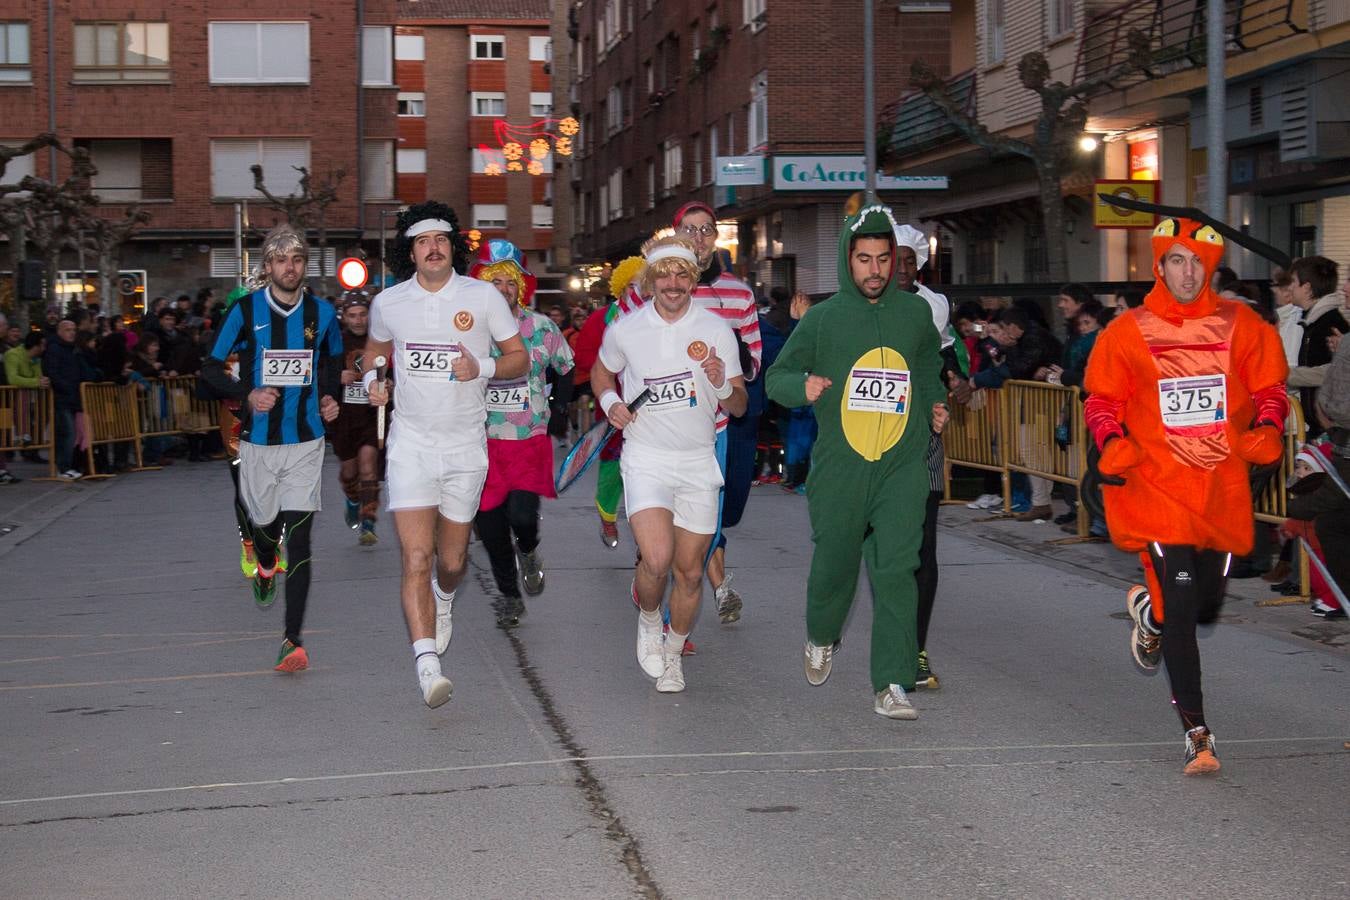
[
  {"left": 804, "top": 639, "right": 835, "bottom": 686},
  {"left": 418, "top": 667, "right": 453, "bottom": 708},
  {"left": 874, "top": 684, "right": 918, "bottom": 720},
  {"left": 636, "top": 611, "right": 665, "bottom": 678},
  {"left": 59, "top": 469, "right": 83, "bottom": 481},
  {"left": 432, "top": 576, "right": 454, "bottom": 655},
  {"left": 655, "top": 643, "right": 685, "bottom": 693},
  {"left": 966, "top": 493, "right": 999, "bottom": 510}
]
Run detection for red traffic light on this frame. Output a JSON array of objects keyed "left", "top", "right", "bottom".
[{"left": 337, "top": 257, "right": 369, "bottom": 290}]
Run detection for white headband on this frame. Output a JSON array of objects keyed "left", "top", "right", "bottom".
[
  {"left": 645, "top": 245, "right": 698, "bottom": 267},
  {"left": 406, "top": 218, "right": 453, "bottom": 239}
]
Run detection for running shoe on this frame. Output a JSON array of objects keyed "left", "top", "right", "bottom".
[
  {"left": 966, "top": 493, "right": 1001, "bottom": 510},
  {"left": 637, "top": 611, "right": 665, "bottom": 678},
  {"left": 418, "top": 666, "right": 453, "bottom": 708},
  {"left": 874, "top": 684, "right": 919, "bottom": 720},
  {"left": 58, "top": 469, "right": 83, "bottom": 481},
  {"left": 1183, "top": 726, "right": 1220, "bottom": 775},
  {"left": 655, "top": 642, "right": 686, "bottom": 693},
  {"left": 274, "top": 639, "right": 309, "bottom": 672},
  {"left": 494, "top": 594, "right": 525, "bottom": 630},
  {"left": 1311, "top": 599, "right": 1347, "bottom": 619},
  {"left": 518, "top": 548, "right": 545, "bottom": 596},
  {"left": 344, "top": 498, "right": 360, "bottom": 530},
  {"left": 239, "top": 540, "right": 257, "bottom": 580},
  {"left": 1126, "top": 585, "right": 1162, "bottom": 671},
  {"left": 433, "top": 577, "right": 454, "bottom": 655},
  {"left": 714, "top": 572, "right": 743, "bottom": 625},
  {"left": 253, "top": 567, "right": 278, "bottom": 609},
  {"left": 1053, "top": 510, "right": 1077, "bottom": 525},
  {"left": 600, "top": 518, "right": 620, "bottom": 548},
  {"left": 0, "top": 471, "right": 19, "bottom": 485},
  {"left": 804, "top": 639, "right": 835, "bottom": 686},
  {"left": 358, "top": 519, "right": 378, "bottom": 546},
  {"left": 915, "top": 649, "right": 939, "bottom": 690}
]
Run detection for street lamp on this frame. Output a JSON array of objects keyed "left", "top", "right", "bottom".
[{"left": 1078, "top": 135, "right": 1100, "bottom": 153}]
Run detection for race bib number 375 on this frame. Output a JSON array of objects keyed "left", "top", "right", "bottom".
[
  {"left": 1158, "top": 374, "right": 1226, "bottom": 429},
  {"left": 261, "top": 349, "right": 313, "bottom": 387},
  {"left": 404, "top": 342, "right": 459, "bottom": 380},
  {"left": 847, "top": 367, "right": 910, "bottom": 414}
]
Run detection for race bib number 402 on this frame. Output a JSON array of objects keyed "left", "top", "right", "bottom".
[
  {"left": 644, "top": 371, "right": 697, "bottom": 412},
  {"left": 261, "top": 349, "right": 313, "bottom": 387},
  {"left": 486, "top": 379, "right": 529, "bottom": 413},
  {"left": 1158, "top": 374, "right": 1226, "bottom": 429},
  {"left": 404, "top": 342, "right": 459, "bottom": 380},
  {"left": 847, "top": 367, "right": 910, "bottom": 414}
]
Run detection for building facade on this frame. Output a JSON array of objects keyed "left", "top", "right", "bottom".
[
  {"left": 569, "top": 0, "right": 951, "bottom": 296},
  {"left": 396, "top": 0, "right": 559, "bottom": 270},
  {"left": 0, "top": 1, "right": 400, "bottom": 314}
]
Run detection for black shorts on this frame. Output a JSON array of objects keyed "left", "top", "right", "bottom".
[{"left": 330, "top": 406, "right": 379, "bottom": 461}]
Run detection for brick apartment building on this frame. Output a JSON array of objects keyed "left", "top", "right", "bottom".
[
  {"left": 396, "top": 0, "right": 560, "bottom": 271},
  {"left": 569, "top": 0, "right": 951, "bottom": 296},
  {"left": 0, "top": 1, "right": 399, "bottom": 315}
]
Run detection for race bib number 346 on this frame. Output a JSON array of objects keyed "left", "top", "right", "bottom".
[
  {"left": 261, "top": 349, "right": 313, "bottom": 387},
  {"left": 644, "top": 371, "right": 697, "bottom": 412},
  {"left": 1158, "top": 374, "right": 1226, "bottom": 429},
  {"left": 847, "top": 367, "right": 910, "bottom": 414},
  {"left": 405, "top": 342, "right": 459, "bottom": 380}
]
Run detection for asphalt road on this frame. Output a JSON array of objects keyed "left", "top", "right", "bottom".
[{"left": 1, "top": 451, "right": 1346, "bottom": 898}]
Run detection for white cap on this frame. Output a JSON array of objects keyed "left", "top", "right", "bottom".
[
  {"left": 893, "top": 224, "right": 929, "bottom": 271},
  {"left": 405, "top": 218, "right": 454, "bottom": 239},
  {"left": 645, "top": 244, "right": 698, "bottom": 267}
]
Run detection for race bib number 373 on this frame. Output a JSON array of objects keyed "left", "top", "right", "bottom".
[
  {"left": 1158, "top": 374, "right": 1226, "bottom": 429},
  {"left": 404, "top": 342, "right": 459, "bottom": 380},
  {"left": 847, "top": 367, "right": 910, "bottom": 414},
  {"left": 261, "top": 349, "right": 312, "bottom": 387}
]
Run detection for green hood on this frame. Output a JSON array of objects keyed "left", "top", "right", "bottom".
[{"left": 835, "top": 204, "right": 902, "bottom": 303}]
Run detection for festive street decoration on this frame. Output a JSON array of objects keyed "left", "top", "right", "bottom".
[{"left": 479, "top": 117, "right": 579, "bottom": 176}]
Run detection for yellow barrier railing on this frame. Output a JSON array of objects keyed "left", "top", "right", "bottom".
[
  {"left": 77, "top": 376, "right": 222, "bottom": 478},
  {"left": 135, "top": 376, "right": 216, "bottom": 439},
  {"left": 79, "top": 382, "right": 147, "bottom": 477},
  {"left": 941, "top": 387, "right": 1008, "bottom": 504},
  {"left": 1001, "top": 381, "right": 1090, "bottom": 537},
  {"left": 0, "top": 385, "right": 56, "bottom": 478}
]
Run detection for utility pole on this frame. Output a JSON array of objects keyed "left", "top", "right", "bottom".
[
  {"left": 863, "top": 0, "right": 877, "bottom": 203},
  {"left": 1205, "top": 0, "right": 1226, "bottom": 222}
]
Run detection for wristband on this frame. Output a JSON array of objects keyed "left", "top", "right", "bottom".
[
  {"left": 361, "top": 369, "right": 378, "bottom": 391},
  {"left": 478, "top": 356, "right": 496, "bottom": 380},
  {"left": 712, "top": 378, "right": 734, "bottom": 401},
  {"left": 599, "top": 390, "right": 622, "bottom": 416}
]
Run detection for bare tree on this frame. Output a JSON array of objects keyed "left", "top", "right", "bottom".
[
  {"left": 910, "top": 31, "right": 1151, "bottom": 283},
  {"left": 250, "top": 164, "right": 347, "bottom": 296},
  {"left": 76, "top": 205, "right": 153, "bottom": 318},
  {"left": 0, "top": 134, "right": 60, "bottom": 330},
  {"left": 16, "top": 143, "right": 99, "bottom": 312}
]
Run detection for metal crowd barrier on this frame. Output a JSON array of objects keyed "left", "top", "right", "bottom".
[
  {"left": 0, "top": 385, "right": 56, "bottom": 478},
  {"left": 79, "top": 382, "right": 149, "bottom": 477},
  {"left": 135, "top": 376, "right": 216, "bottom": 440},
  {"left": 78, "top": 376, "right": 218, "bottom": 478},
  {"left": 941, "top": 387, "right": 1008, "bottom": 506},
  {"left": 1000, "top": 381, "right": 1090, "bottom": 538}
]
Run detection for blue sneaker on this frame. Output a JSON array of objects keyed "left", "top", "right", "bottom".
[{"left": 344, "top": 498, "right": 360, "bottom": 530}]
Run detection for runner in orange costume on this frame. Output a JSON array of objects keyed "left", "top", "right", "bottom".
[{"left": 1084, "top": 217, "right": 1289, "bottom": 775}]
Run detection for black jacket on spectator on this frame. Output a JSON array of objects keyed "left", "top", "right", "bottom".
[
  {"left": 1004, "top": 321, "right": 1063, "bottom": 379},
  {"left": 43, "top": 337, "right": 83, "bottom": 411}
]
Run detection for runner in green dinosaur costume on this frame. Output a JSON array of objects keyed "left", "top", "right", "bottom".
[{"left": 765, "top": 203, "right": 945, "bottom": 719}]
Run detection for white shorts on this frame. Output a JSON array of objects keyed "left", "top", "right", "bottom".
[
  {"left": 386, "top": 440, "right": 488, "bottom": 523},
  {"left": 621, "top": 445, "right": 723, "bottom": 535},
  {"left": 237, "top": 438, "right": 325, "bottom": 525}
]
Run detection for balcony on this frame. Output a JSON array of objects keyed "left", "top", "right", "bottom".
[
  {"left": 879, "top": 69, "right": 976, "bottom": 166},
  {"left": 1074, "top": 0, "right": 1305, "bottom": 88}
]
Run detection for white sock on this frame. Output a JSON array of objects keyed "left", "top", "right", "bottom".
[
  {"left": 639, "top": 608, "right": 662, "bottom": 627},
  {"left": 666, "top": 630, "right": 688, "bottom": 654},
  {"left": 432, "top": 578, "right": 454, "bottom": 602},
  {"left": 413, "top": 638, "right": 439, "bottom": 674}
]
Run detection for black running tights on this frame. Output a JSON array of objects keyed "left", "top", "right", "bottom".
[
  {"left": 1148, "top": 543, "right": 1230, "bottom": 732},
  {"left": 254, "top": 510, "right": 315, "bottom": 645},
  {"left": 916, "top": 489, "right": 941, "bottom": 650},
  {"left": 474, "top": 491, "right": 540, "bottom": 599},
  {"left": 228, "top": 458, "right": 254, "bottom": 543}
]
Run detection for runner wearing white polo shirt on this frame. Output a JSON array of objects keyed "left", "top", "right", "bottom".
[
  {"left": 362, "top": 203, "right": 527, "bottom": 708},
  {"left": 591, "top": 235, "right": 747, "bottom": 693}
]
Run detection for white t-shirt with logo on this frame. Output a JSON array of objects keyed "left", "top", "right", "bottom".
[
  {"left": 598, "top": 301, "right": 741, "bottom": 459},
  {"left": 369, "top": 272, "right": 520, "bottom": 452}
]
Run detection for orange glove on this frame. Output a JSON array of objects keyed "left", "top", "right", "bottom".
[
  {"left": 1234, "top": 424, "right": 1283, "bottom": 465},
  {"left": 1099, "top": 436, "right": 1143, "bottom": 476}
]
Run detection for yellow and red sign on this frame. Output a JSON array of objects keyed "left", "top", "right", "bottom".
[{"left": 1093, "top": 179, "right": 1160, "bottom": 229}]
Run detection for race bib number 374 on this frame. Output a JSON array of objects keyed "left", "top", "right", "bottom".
[
  {"left": 1158, "top": 374, "right": 1226, "bottom": 429},
  {"left": 486, "top": 379, "right": 529, "bottom": 413},
  {"left": 404, "top": 342, "right": 459, "bottom": 380},
  {"left": 847, "top": 367, "right": 910, "bottom": 414}
]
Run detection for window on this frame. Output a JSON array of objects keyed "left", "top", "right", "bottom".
[
  {"left": 529, "top": 35, "right": 551, "bottom": 62},
  {"left": 606, "top": 85, "right": 623, "bottom": 135},
  {"left": 532, "top": 204, "right": 553, "bottom": 228},
  {"left": 396, "top": 149, "right": 426, "bottom": 174},
  {"left": 73, "top": 22, "right": 170, "bottom": 82},
  {"left": 395, "top": 32, "right": 424, "bottom": 60},
  {"left": 599, "top": 184, "right": 609, "bottom": 226},
  {"left": 83, "top": 139, "right": 143, "bottom": 201},
  {"left": 1023, "top": 217, "right": 1048, "bottom": 282},
  {"left": 1048, "top": 0, "right": 1073, "bottom": 39},
  {"left": 471, "top": 35, "right": 504, "bottom": 60},
  {"left": 646, "top": 159, "right": 656, "bottom": 210},
  {"left": 725, "top": 113, "right": 735, "bottom": 155},
  {"left": 1, "top": 140, "right": 35, "bottom": 185},
  {"left": 209, "top": 22, "right": 309, "bottom": 84},
  {"left": 363, "top": 140, "right": 394, "bottom": 200},
  {"left": 662, "top": 139, "right": 682, "bottom": 197},
  {"left": 603, "top": 0, "right": 621, "bottom": 49},
  {"left": 0, "top": 22, "right": 29, "bottom": 82},
  {"left": 362, "top": 26, "right": 393, "bottom": 86},
  {"left": 211, "top": 248, "right": 335, "bottom": 279},
  {"left": 691, "top": 21, "right": 701, "bottom": 60},
  {"left": 210, "top": 138, "right": 308, "bottom": 198},
  {"left": 644, "top": 60, "right": 653, "bottom": 95},
  {"left": 473, "top": 204, "right": 507, "bottom": 228},
  {"left": 398, "top": 92, "right": 426, "bottom": 116},
  {"left": 608, "top": 168, "right": 624, "bottom": 220},
  {"left": 708, "top": 125, "right": 718, "bottom": 183},
  {"left": 748, "top": 71, "right": 768, "bottom": 150},
  {"left": 692, "top": 132, "right": 702, "bottom": 187},
  {"left": 985, "top": 0, "right": 1005, "bottom": 64},
  {"left": 744, "top": 0, "right": 767, "bottom": 32},
  {"left": 530, "top": 92, "right": 552, "bottom": 117},
  {"left": 472, "top": 92, "right": 506, "bottom": 117}
]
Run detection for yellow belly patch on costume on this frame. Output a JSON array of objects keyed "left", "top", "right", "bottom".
[{"left": 840, "top": 346, "right": 912, "bottom": 461}]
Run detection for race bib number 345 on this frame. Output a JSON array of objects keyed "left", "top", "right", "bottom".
[
  {"left": 847, "top": 367, "right": 910, "bottom": 414},
  {"left": 261, "top": 349, "right": 313, "bottom": 387},
  {"left": 1158, "top": 374, "right": 1226, "bottom": 429},
  {"left": 404, "top": 342, "right": 459, "bottom": 380}
]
